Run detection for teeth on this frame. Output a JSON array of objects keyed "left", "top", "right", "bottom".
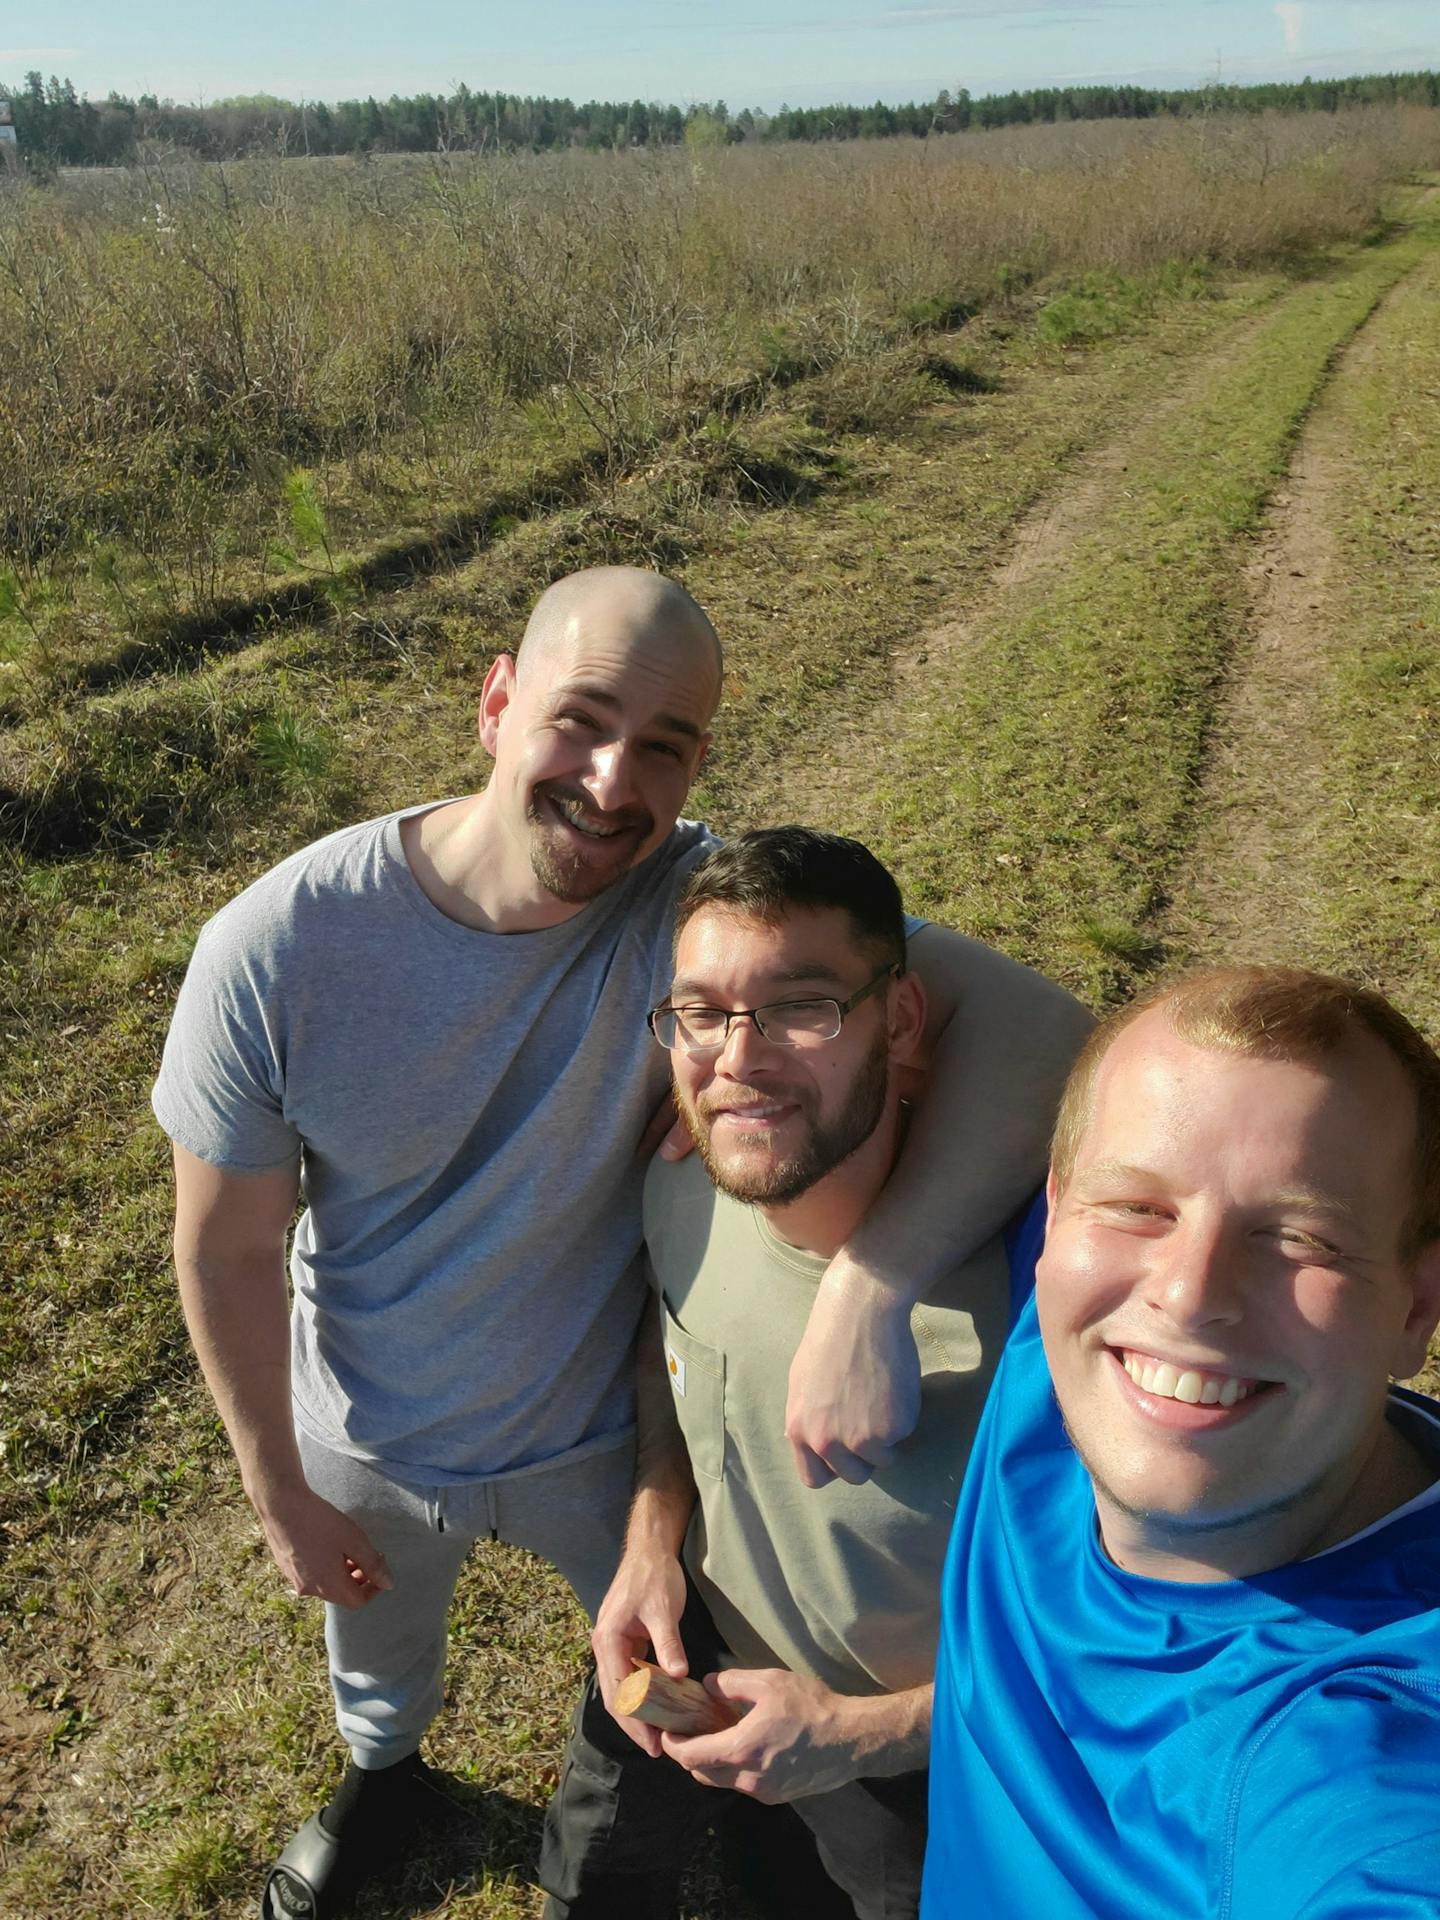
[
  {"left": 1121, "top": 1353, "right": 1254, "bottom": 1408},
  {"left": 555, "top": 798, "right": 623, "bottom": 838}
]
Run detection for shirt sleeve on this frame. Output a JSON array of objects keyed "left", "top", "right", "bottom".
[
  {"left": 1226, "top": 1676, "right": 1440, "bottom": 1920},
  {"left": 1289, "top": 1831, "right": 1440, "bottom": 1918},
  {"left": 150, "top": 915, "right": 300, "bottom": 1171}
]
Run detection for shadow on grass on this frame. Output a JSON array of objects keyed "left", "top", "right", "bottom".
[{"left": 338, "top": 1773, "right": 547, "bottom": 1919}]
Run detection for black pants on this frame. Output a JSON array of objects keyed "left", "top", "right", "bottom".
[{"left": 538, "top": 1591, "right": 926, "bottom": 1920}]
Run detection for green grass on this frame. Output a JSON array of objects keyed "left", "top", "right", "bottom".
[
  {"left": 869, "top": 200, "right": 1440, "bottom": 1005},
  {"left": 1310, "top": 243, "right": 1440, "bottom": 1051}
]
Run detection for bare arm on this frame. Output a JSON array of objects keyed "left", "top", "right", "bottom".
[
  {"left": 592, "top": 1303, "right": 698, "bottom": 1756},
  {"left": 664, "top": 1671, "right": 932, "bottom": 1803},
  {"left": 172, "top": 1141, "right": 391, "bottom": 1608},
  {"left": 787, "top": 929, "right": 1094, "bottom": 1486}
]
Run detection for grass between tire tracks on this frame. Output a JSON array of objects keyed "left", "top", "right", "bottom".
[
  {"left": 865, "top": 197, "right": 1440, "bottom": 1006},
  {"left": 1311, "top": 243, "right": 1440, "bottom": 1042}
]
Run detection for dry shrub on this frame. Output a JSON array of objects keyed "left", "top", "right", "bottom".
[{"left": 0, "top": 106, "right": 1435, "bottom": 586}]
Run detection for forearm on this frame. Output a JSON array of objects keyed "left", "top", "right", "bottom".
[
  {"left": 627, "top": 1301, "right": 697, "bottom": 1558},
  {"left": 845, "top": 927, "right": 1093, "bottom": 1304},
  {"left": 176, "top": 1244, "right": 305, "bottom": 1508},
  {"left": 835, "top": 1682, "right": 932, "bottom": 1779}
]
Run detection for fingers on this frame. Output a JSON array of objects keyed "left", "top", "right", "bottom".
[
  {"left": 790, "top": 1441, "right": 838, "bottom": 1490},
  {"left": 344, "top": 1531, "right": 393, "bottom": 1592},
  {"left": 648, "top": 1615, "right": 688, "bottom": 1680},
  {"left": 789, "top": 1437, "right": 881, "bottom": 1487},
  {"left": 638, "top": 1093, "right": 681, "bottom": 1161},
  {"left": 661, "top": 1725, "right": 743, "bottom": 1774},
  {"left": 656, "top": 1112, "right": 692, "bottom": 1163}
]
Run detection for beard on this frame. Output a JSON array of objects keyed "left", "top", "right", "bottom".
[
  {"left": 678, "top": 1029, "right": 891, "bottom": 1206},
  {"left": 525, "top": 780, "right": 655, "bottom": 904}
]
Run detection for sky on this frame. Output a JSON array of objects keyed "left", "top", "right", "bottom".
[{"left": 2, "top": 1, "right": 1437, "bottom": 114}]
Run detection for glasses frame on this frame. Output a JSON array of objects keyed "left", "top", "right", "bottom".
[{"left": 648, "top": 963, "right": 900, "bottom": 1055}]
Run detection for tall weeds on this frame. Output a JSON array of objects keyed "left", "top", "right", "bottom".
[{"left": 0, "top": 108, "right": 1435, "bottom": 607}]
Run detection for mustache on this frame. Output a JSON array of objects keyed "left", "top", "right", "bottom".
[
  {"left": 692, "top": 1087, "right": 810, "bottom": 1122},
  {"left": 533, "top": 780, "right": 652, "bottom": 834}
]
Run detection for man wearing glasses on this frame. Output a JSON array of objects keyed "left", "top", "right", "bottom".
[{"left": 541, "top": 828, "right": 1048, "bottom": 1920}]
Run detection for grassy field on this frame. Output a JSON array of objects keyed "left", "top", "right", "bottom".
[{"left": 4, "top": 113, "right": 1440, "bottom": 1916}]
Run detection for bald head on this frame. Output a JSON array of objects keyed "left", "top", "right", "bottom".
[{"left": 516, "top": 567, "right": 723, "bottom": 718}]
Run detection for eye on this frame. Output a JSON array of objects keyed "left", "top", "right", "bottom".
[
  {"left": 557, "top": 708, "right": 600, "bottom": 731},
  {"left": 1273, "top": 1227, "right": 1339, "bottom": 1258},
  {"left": 1096, "top": 1199, "right": 1172, "bottom": 1227},
  {"left": 646, "top": 739, "right": 685, "bottom": 761}
]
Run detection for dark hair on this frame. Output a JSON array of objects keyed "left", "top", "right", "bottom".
[{"left": 675, "top": 827, "right": 906, "bottom": 970}]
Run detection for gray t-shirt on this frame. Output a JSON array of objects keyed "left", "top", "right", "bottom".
[{"left": 153, "top": 805, "right": 714, "bottom": 1483}]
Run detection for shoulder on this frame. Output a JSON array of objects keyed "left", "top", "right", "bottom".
[
  {"left": 1226, "top": 1666, "right": 1440, "bottom": 1915},
  {"left": 626, "top": 819, "right": 718, "bottom": 912},
  {"left": 196, "top": 810, "right": 404, "bottom": 961}
]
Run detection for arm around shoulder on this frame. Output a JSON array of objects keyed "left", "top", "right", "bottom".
[{"left": 788, "top": 928, "right": 1091, "bottom": 1485}]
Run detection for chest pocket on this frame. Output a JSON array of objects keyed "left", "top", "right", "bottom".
[{"left": 660, "top": 1298, "right": 726, "bottom": 1483}]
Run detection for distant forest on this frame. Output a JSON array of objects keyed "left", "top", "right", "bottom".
[{"left": 4, "top": 66, "right": 1440, "bottom": 170}]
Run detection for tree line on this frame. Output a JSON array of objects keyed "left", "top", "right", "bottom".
[{"left": 3, "top": 67, "right": 1439, "bottom": 170}]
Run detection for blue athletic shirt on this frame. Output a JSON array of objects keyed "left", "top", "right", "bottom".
[{"left": 923, "top": 1290, "right": 1440, "bottom": 1920}]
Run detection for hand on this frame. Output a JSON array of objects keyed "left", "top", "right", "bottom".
[
  {"left": 253, "top": 1482, "right": 392, "bottom": 1611},
  {"left": 786, "top": 1258, "right": 921, "bottom": 1488},
  {"left": 662, "top": 1669, "right": 858, "bottom": 1804},
  {"left": 638, "top": 1090, "right": 694, "bottom": 1163},
  {"left": 592, "top": 1546, "right": 689, "bottom": 1757}
]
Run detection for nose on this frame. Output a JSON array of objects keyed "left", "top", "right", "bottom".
[
  {"left": 1144, "top": 1217, "right": 1246, "bottom": 1331},
  {"left": 582, "top": 741, "right": 638, "bottom": 813},
  {"left": 715, "top": 1012, "right": 777, "bottom": 1078}
]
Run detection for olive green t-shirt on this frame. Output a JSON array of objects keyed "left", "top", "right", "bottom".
[{"left": 643, "top": 1152, "right": 1014, "bottom": 1697}]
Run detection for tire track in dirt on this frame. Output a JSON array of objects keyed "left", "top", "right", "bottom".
[
  {"left": 744, "top": 290, "right": 1300, "bottom": 836},
  {"left": 1158, "top": 246, "right": 1435, "bottom": 973}
]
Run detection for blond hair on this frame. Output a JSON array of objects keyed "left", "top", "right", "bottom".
[{"left": 1050, "top": 966, "right": 1440, "bottom": 1259}]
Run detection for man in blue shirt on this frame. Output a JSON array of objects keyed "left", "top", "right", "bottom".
[{"left": 924, "top": 965, "right": 1440, "bottom": 1920}]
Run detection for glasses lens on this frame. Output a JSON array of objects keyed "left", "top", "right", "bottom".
[
  {"left": 759, "top": 999, "right": 842, "bottom": 1045},
  {"left": 669, "top": 1007, "right": 729, "bottom": 1051}
]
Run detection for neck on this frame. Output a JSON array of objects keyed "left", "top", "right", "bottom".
[
  {"left": 401, "top": 791, "right": 586, "bottom": 933},
  {"left": 1097, "top": 1411, "right": 1439, "bottom": 1583},
  {"left": 760, "top": 1099, "right": 905, "bottom": 1260}
]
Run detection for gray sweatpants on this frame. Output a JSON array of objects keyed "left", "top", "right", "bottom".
[{"left": 297, "top": 1426, "right": 635, "bottom": 1769}]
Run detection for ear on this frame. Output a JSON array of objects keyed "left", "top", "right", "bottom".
[
  {"left": 887, "top": 971, "right": 927, "bottom": 1068},
  {"left": 478, "top": 653, "right": 518, "bottom": 756},
  {"left": 1392, "top": 1238, "right": 1440, "bottom": 1381}
]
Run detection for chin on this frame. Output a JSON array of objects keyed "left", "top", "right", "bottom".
[{"left": 699, "top": 1139, "right": 819, "bottom": 1208}]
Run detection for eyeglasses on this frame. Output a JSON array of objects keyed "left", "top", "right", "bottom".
[{"left": 648, "top": 964, "right": 899, "bottom": 1055}]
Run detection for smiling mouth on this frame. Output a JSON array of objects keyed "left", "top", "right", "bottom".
[
  {"left": 540, "top": 788, "right": 646, "bottom": 843},
  {"left": 704, "top": 1099, "right": 799, "bottom": 1127},
  {"left": 1115, "top": 1348, "right": 1278, "bottom": 1409}
]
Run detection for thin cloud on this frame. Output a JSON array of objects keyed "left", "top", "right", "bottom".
[
  {"left": 872, "top": 2, "right": 1126, "bottom": 20},
  {"left": 1274, "top": 3, "right": 1304, "bottom": 56}
]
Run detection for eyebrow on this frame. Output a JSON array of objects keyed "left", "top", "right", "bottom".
[
  {"left": 555, "top": 684, "right": 705, "bottom": 744},
  {"left": 1074, "top": 1162, "right": 1360, "bottom": 1222},
  {"left": 668, "top": 963, "right": 851, "bottom": 1001}
]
